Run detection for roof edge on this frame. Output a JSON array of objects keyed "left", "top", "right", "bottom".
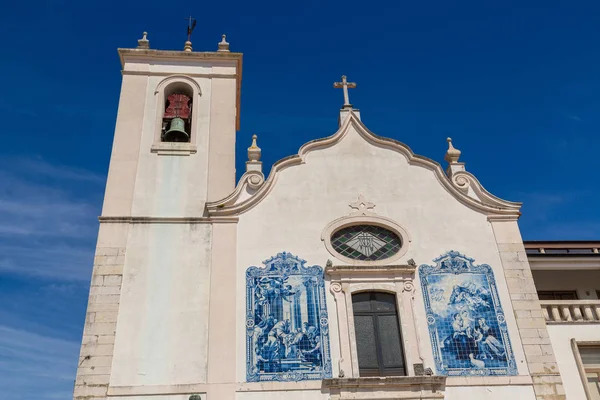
[{"left": 206, "top": 111, "right": 522, "bottom": 217}]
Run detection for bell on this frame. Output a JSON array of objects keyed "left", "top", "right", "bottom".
[{"left": 163, "top": 117, "right": 190, "bottom": 142}]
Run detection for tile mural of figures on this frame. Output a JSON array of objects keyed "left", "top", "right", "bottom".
[
  {"left": 419, "top": 251, "right": 518, "bottom": 376},
  {"left": 246, "top": 252, "right": 332, "bottom": 382}
]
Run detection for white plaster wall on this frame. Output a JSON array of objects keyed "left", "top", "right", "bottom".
[
  {"left": 149, "top": 60, "right": 237, "bottom": 76},
  {"left": 110, "top": 396, "right": 194, "bottom": 400},
  {"left": 103, "top": 56, "right": 239, "bottom": 394},
  {"left": 110, "top": 223, "right": 212, "bottom": 386},
  {"left": 532, "top": 270, "right": 600, "bottom": 299},
  {"left": 235, "top": 122, "right": 530, "bottom": 385},
  {"left": 130, "top": 74, "right": 212, "bottom": 217},
  {"left": 121, "top": 59, "right": 236, "bottom": 78},
  {"left": 207, "top": 77, "right": 238, "bottom": 201},
  {"left": 444, "top": 385, "right": 536, "bottom": 399},
  {"left": 236, "top": 391, "right": 328, "bottom": 400},
  {"left": 102, "top": 74, "right": 148, "bottom": 216},
  {"left": 547, "top": 324, "right": 600, "bottom": 400}
]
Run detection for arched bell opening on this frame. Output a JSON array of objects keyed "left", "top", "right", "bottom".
[{"left": 161, "top": 82, "right": 193, "bottom": 143}]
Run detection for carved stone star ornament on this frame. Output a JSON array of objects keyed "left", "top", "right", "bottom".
[{"left": 349, "top": 194, "right": 376, "bottom": 216}]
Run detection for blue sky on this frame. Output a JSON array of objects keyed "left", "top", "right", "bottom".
[{"left": 1, "top": 1, "right": 599, "bottom": 398}]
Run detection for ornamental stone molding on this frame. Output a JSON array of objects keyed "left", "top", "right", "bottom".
[
  {"left": 348, "top": 194, "right": 376, "bottom": 216},
  {"left": 321, "top": 206, "right": 412, "bottom": 266},
  {"left": 207, "top": 170, "right": 266, "bottom": 205},
  {"left": 325, "top": 264, "right": 417, "bottom": 282},
  {"left": 325, "top": 263, "right": 423, "bottom": 380},
  {"left": 322, "top": 376, "right": 446, "bottom": 399},
  {"left": 246, "top": 172, "right": 265, "bottom": 190},
  {"left": 150, "top": 74, "right": 202, "bottom": 156},
  {"left": 154, "top": 74, "right": 202, "bottom": 95},
  {"left": 205, "top": 111, "right": 522, "bottom": 219}
]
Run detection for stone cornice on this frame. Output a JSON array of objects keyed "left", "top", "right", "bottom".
[
  {"left": 487, "top": 215, "right": 521, "bottom": 222},
  {"left": 528, "top": 256, "right": 600, "bottom": 270},
  {"left": 444, "top": 375, "right": 533, "bottom": 386},
  {"left": 206, "top": 111, "right": 522, "bottom": 218},
  {"left": 325, "top": 264, "right": 416, "bottom": 277},
  {"left": 98, "top": 216, "right": 238, "bottom": 224},
  {"left": 118, "top": 48, "right": 243, "bottom": 67},
  {"left": 322, "top": 375, "right": 446, "bottom": 389},
  {"left": 123, "top": 70, "right": 237, "bottom": 79}
]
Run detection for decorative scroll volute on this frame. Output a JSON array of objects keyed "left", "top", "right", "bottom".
[
  {"left": 451, "top": 172, "right": 471, "bottom": 193},
  {"left": 330, "top": 281, "right": 344, "bottom": 295},
  {"left": 402, "top": 280, "right": 415, "bottom": 293},
  {"left": 246, "top": 171, "right": 265, "bottom": 190}
]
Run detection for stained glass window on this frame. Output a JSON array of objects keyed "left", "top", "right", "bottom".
[{"left": 331, "top": 225, "right": 401, "bottom": 261}]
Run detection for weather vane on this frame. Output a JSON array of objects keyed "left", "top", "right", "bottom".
[{"left": 185, "top": 15, "right": 197, "bottom": 42}]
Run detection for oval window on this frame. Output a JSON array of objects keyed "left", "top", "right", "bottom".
[{"left": 330, "top": 225, "right": 402, "bottom": 261}]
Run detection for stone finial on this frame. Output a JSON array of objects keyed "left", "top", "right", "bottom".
[
  {"left": 444, "top": 137, "right": 461, "bottom": 164},
  {"left": 218, "top": 34, "right": 230, "bottom": 52},
  {"left": 246, "top": 134, "right": 263, "bottom": 173},
  {"left": 248, "top": 134, "right": 261, "bottom": 162},
  {"left": 184, "top": 40, "right": 193, "bottom": 52},
  {"left": 137, "top": 32, "right": 149, "bottom": 49}
]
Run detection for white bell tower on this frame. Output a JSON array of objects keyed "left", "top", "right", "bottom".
[
  {"left": 73, "top": 32, "right": 242, "bottom": 400},
  {"left": 103, "top": 32, "right": 241, "bottom": 216}
]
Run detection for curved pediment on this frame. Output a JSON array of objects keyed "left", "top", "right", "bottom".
[{"left": 206, "top": 111, "right": 521, "bottom": 219}]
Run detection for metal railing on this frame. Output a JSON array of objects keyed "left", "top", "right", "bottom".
[{"left": 540, "top": 300, "right": 600, "bottom": 323}]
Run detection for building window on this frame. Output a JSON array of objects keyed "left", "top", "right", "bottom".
[
  {"left": 151, "top": 77, "right": 200, "bottom": 155},
  {"left": 331, "top": 225, "right": 401, "bottom": 261},
  {"left": 162, "top": 91, "right": 192, "bottom": 142},
  {"left": 578, "top": 345, "right": 600, "bottom": 399},
  {"left": 352, "top": 292, "right": 406, "bottom": 376},
  {"left": 538, "top": 290, "right": 579, "bottom": 300}
]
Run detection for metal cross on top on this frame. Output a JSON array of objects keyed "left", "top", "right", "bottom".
[
  {"left": 185, "top": 15, "right": 197, "bottom": 41},
  {"left": 333, "top": 75, "right": 357, "bottom": 108}
]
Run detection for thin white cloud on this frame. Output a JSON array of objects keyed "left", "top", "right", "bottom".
[
  {"left": 0, "top": 157, "right": 101, "bottom": 280},
  {"left": 569, "top": 115, "right": 582, "bottom": 122},
  {"left": 0, "top": 157, "right": 103, "bottom": 399},
  {"left": 531, "top": 220, "right": 600, "bottom": 241},
  {"left": 0, "top": 242, "right": 94, "bottom": 281},
  {"left": 0, "top": 194, "right": 97, "bottom": 237},
  {"left": 0, "top": 157, "right": 101, "bottom": 237},
  {"left": 7, "top": 157, "right": 106, "bottom": 183},
  {"left": 516, "top": 190, "right": 600, "bottom": 240},
  {"left": 0, "top": 325, "right": 79, "bottom": 400},
  {"left": 518, "top": 192, "right": 569, "bottom": 212}
]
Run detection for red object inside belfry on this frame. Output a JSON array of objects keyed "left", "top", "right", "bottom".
[{"left": 164, "top": 93, "right": 191, "bottom": 119}]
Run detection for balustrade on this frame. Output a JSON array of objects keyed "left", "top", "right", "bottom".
[{"left": 540, "top": 300, "right": 600, "bottom": 323}]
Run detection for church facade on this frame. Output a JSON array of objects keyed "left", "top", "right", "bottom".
[{"left": 73, "top": 33, "right": 600, "bottom": 400}]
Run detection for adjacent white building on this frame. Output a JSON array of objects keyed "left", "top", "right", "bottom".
[{"left": 73, "top": 32, "right": 600, "bottom": 400}]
